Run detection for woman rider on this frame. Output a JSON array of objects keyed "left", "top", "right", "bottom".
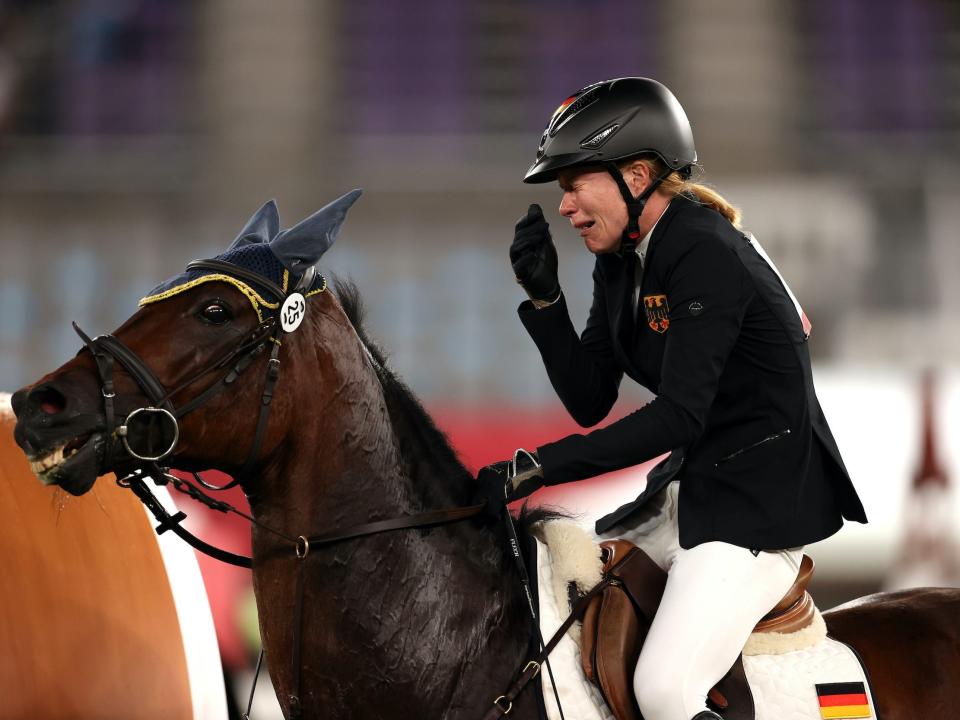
[{"left": 476, "top": 77, "right": 867, "bottom": 720}]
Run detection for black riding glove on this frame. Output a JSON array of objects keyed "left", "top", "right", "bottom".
[
  {"left": 474, "top": 449, "right": 545, "bottom": 522},
  {"left": 510, "top": 204, "right": 560, "bottom": 305}
]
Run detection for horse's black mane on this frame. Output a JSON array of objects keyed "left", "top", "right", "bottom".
[
  {"left": 331, "top": 276, "right": 571, "bottom": 534},
  {"left": 516, "top": 503, "right": 571, "bottom": 534},
  {"left": 332, "top": 277, "right": 473, "bottom": 489},
  {"left": 331, "top": 276, "right": 391, "bottom": 372}
]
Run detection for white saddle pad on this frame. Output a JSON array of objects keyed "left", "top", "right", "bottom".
[{"left": 532, "top": 520, "right": 878, "bottom": 720}]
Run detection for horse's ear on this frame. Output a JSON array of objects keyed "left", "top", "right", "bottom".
[
  {"left": 228, "top": 199, "right": 280, "bottom": 250},
  {"left": 269, "top": 189, "right": 362, "bottom": 271}
]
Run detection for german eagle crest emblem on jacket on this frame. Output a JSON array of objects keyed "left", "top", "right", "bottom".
[{"left": 644, "top": 294, "right": 670, "bottom": 334}]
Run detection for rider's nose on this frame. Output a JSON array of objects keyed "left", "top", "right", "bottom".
[{"left": 559, "top": 191, "right": 576, "bottom": 217}]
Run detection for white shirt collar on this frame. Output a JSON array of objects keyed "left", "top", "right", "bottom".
[{"left": 635, "top": 204, "right": 668, "bottom": 265}]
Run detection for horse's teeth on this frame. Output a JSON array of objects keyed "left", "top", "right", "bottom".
[{"left": 29, "top": 445, "right": 66, "bottom": 475}]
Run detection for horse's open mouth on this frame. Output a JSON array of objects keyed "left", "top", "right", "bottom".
[
  {"left": 28, "top": 433, "right": 105, "bottom": 495},
  {"left": 29, "top": 434, "right": 89, "bottom": 476}
]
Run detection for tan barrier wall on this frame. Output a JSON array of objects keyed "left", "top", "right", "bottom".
[{"left": 0, "top": 404, "right": 193, "bottom": 719}]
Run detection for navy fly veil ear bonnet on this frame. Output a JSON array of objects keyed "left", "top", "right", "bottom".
[{"left": 141, "top": 189, "right": 362, "bottom": 320}]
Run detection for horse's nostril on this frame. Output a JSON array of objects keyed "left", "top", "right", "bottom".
[{"left": 32, "top": 386, "right": 68, "bottom": 415}]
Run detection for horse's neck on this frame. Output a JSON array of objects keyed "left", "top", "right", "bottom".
[{"left": 246, "top": 356, "right": 533, "bottom": 715}]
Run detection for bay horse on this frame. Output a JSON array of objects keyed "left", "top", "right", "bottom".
[{"left": 10, "top": 192, "right": 960, "bottom": 720}]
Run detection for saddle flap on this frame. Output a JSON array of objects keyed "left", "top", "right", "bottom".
[
  {"left": 580, "top": 586, "right": 602, "bottom": 684},
  {"left": 595, "top": 586, "right": 642, "bottom": 720},
  {"left": 578, "top": 541, "right": 666, "bottom": 720}
]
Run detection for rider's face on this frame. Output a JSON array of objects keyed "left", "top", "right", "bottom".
[{"left": 557, "top": 167, "right": 629, "bottom": 255}]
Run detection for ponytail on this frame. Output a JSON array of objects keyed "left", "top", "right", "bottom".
[{"left": 680, "top": 182, "right": 741, "bottom": 227}]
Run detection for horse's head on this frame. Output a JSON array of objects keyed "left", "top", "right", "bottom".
[{"left": 12, "top": 190, "right": 363, "bottom": 497}]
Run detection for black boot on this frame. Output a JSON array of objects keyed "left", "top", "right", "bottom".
[{"left": 691, "top": 712, "right": 723, "bottom": 720}]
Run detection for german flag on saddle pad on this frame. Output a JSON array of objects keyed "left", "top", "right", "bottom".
[{"left": 815, "top": 682, "right": 871, "bottom": 718}]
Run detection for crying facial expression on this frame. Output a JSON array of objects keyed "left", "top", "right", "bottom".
[{"left": 557, "top": 168, "right": 629, "bottom": 255}]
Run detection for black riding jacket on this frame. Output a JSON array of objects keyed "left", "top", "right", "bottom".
[{"left": 519, "top": 194, "right": 867, "bottom": 550}]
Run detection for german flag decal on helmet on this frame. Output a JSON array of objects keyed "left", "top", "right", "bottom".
[
  {"left": 548, "top": 83, "right": 601, "bottom": 136},
  {"left": 644, "top": 294, "right": 670, "bottom": 334}
]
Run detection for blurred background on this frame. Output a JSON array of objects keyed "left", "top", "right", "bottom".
[{"left": 1, "top": 0, "right": 959, "bottom": 715}]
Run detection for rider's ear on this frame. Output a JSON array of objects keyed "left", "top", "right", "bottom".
[
  {"left": 268, "top": 189, "right": 363, "bottom": 273},
  {"left": 624, "top": 160, "right": 650, "bottom": 195},
  {"left": 228, "top": 199, "right": 281, "bottom": 250}
]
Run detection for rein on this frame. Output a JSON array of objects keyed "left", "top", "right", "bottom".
[
  {"left": 123, "top": 463, "right": 486, "bottom": 569},
  {"left": 120, "top": 464, "right": 486, "bottom": 720},
  {"left": 129, "top": 462, "right": 572, "bottom": 720}
]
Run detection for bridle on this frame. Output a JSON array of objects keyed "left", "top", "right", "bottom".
[{"left": 73, "top": 259, "right": 313, "bottom": 489}]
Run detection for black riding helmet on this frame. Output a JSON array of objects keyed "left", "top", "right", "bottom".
[{"left": 524, "top": 77, "right": 697, "bottom": 244}]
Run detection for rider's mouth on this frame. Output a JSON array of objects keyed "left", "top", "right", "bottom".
[{"left": 576, "top": 221, "right": 596, "bottom": 237}]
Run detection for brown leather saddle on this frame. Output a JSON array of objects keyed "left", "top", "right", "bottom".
[{"left": 579, "top": 540, "right": 816, "bottom": 720}]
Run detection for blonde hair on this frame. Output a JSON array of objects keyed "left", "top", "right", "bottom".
[{"left": 621, "top": 155, "right": 741, "bottom": 228}]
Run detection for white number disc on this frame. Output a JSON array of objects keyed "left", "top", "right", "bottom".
[{"left": 280, "top": 293, "right": 307, "bottom": 332}]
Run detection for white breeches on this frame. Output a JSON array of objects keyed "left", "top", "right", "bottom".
[{"left": 599, "top": 482, "right": 803, "bottom": 720}]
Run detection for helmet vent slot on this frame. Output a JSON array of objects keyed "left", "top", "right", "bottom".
[
  {"left": 580, "top": 123, "right": 620, "bottom": 149},
  {"left": 549, "top": 86, "right": 600, "bottom": 136}
]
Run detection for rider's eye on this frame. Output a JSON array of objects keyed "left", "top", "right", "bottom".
[{"left": 199, "top": 302, "right": 231, "bottom": 325}]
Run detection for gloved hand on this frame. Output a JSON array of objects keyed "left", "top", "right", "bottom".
[
  {"left": 474, "top": 449, "right": 545, "bottom": 522},
  {"left": 510, "top": 204, "right": 560, "bottom": 305}
]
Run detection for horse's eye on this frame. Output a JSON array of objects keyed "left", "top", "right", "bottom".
[{"left": 199, "top": 302, "right": 231, "bottom": 325}]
